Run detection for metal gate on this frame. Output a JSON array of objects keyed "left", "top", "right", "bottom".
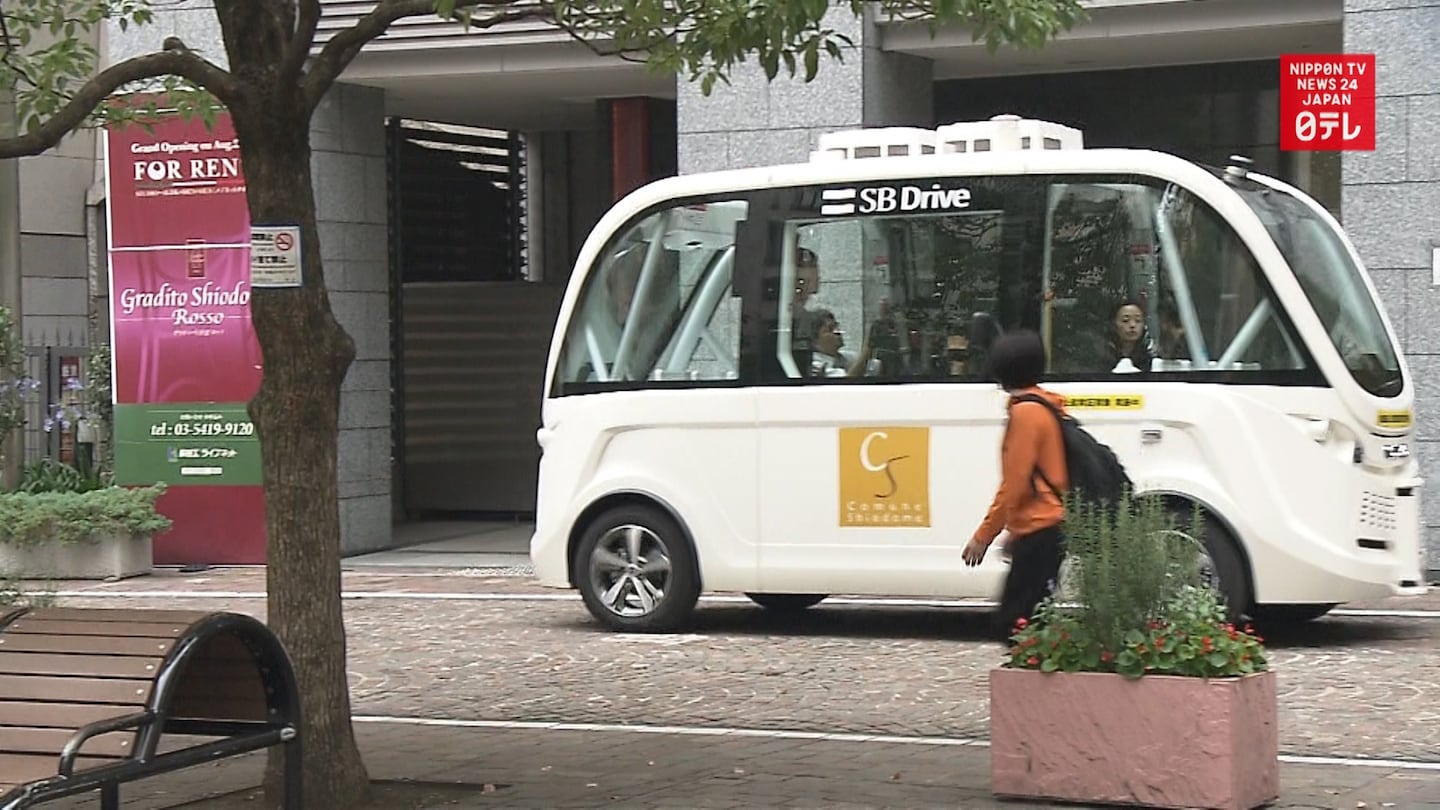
[{"left": 388, "top": 119, "right": 560, "bottom": 515}]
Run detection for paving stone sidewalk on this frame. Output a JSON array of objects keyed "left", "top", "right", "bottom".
[{"left": 33, "top": 722, "right": 1440, "bottom": 809}]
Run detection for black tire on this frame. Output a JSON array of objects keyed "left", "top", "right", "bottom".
[
  {"left": 745, "top": 593, "right": 828, "bottom": 611},
  {"left": 1167, "top": 505, "right": 1253, "bottom": 624},
  {"left": 573, "top": 504, "right": 701, "bottom": 633},
  {"left": 1252, "top": 603, "right": 1337, "bottom": 624}
]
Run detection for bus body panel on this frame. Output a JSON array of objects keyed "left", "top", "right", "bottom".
[{"left": 532, "top": 134, "right": 1427, "bottom": 614}]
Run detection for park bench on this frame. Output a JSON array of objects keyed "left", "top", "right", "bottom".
[{"left": 0, "top": 606, "right": 301, "bottom": 809}]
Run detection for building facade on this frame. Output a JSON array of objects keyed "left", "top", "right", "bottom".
[{"left": 10, "top": 0, "right": 1438, "bottom": 573}]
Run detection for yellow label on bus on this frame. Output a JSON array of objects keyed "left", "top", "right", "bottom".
[
  {"left": 838, "top": 427, "right": 931, "bottom": 528},
  {"left": 1063, "top": 394, "right": 1145, "bottom": 411},
  {"left": 1377, "top": 409, "right": 1412, "bottom": 429}
]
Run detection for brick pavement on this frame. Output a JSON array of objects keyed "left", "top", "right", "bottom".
[
  {"left": 29, "top": 722, "right": 1440, "bottom": 809},
  {"left": 23, "top": 566, "right": 1440, "bottom": 807}
]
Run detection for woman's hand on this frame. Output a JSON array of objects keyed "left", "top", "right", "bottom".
[{"left": 962, "top": 538, "right": 989, "bottom": 567}]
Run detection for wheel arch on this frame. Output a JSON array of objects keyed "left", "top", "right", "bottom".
[
  {"left": 565, "top": 490, "right": 703, "bottom": 591},
  {"left": 1148, "top": 488, "right": 1257, "bottom": 612}
]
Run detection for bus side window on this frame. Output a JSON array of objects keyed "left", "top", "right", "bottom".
[
  {"left": 554, "top": 200, "right": 749, "bottom": 392},
  {"left": 1042, "top": 180, "right": 1311, "bottom": 379},
  {"left": 768, "top": 205, "right": 1011, "bottom": 384}
]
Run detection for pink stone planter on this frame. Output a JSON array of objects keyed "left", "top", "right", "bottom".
[{"left": 989, "top": 667, "right": 1278, "bottom": 810}]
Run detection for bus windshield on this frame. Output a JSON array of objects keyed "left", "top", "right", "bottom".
[{"left": 1228, "top": 180, "right": 1404, "bottom": 398}]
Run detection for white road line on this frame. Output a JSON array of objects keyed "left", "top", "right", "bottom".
[
  {"left": 350, "top": 716, "right": 1440, "bottom": 771},
  {"left": 47, "top": 589, "right": 1440, "bottom": 618}
]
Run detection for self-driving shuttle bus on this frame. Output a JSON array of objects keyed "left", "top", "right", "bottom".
[{"left": 530, "top": 114, "right": 1427, "bottom": 633}]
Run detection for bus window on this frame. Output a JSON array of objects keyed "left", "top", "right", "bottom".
[
  {"left": 1042, "top": 179, "right": 1312, "bottom": 380},
  {"left": 765, "top": 179, "right": 1033, "bottom": 384},
  {"left": 555, "top": 200, "right": 749, "bottom": 393}
]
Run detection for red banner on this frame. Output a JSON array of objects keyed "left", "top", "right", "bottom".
[
  {"left": 1280, "top": 54, "right": 1376, "bottom": 152},
  {"left": 104, "top": 110, "right": 268, "bottom": 566}
]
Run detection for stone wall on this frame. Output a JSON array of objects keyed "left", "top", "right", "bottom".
[{"left": 1342, "top": 0, "right": 1440, "bottom": 576}]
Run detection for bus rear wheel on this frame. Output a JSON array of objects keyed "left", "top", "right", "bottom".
[
  {"left": 746, "top": 593, "right": 828, "bottom": 612},
  {"left": 574, "top": 504, "right": 700, "bottom": 633}
]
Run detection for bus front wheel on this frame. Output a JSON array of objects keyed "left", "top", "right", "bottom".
[
  {"left": 574, "top": 504, "right": 701, "bottom": 633},
  {"left": 1168, "top": 505, "right": 1253, "bottom": 625}
]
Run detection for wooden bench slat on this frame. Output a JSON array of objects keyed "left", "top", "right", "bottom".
[
  {"left": 0, "top": 727, "right": 138, "bottom": 758},
  {"left": 25, "top": 608, "right": 210, "bottom": 624},
  {"left": 0, "top": 754, "right": 118, "bottom": 783},
  {"left": 0, "top": 652, "right": 163, "bottom": 679},
  {"left": 0, "top": 701, "right": 146, "bottom": 729},
  {"left": 0, "top": 674, "right": 152, "bottom": 704},
  {"left": 0, "top": 634, "right": 176, "bottom": 656},
  {"left": 4, "top": 619, "right": 191, "bottom": 639}
]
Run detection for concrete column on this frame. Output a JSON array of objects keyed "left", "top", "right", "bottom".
[
  {"left": 675, "top": 7, "right": 932, "bottom": 174},
  {"left": 1341, "top": 0, "right": 1440, "bottom": 578},
  {"left": 311, "top": 82, "right": 394, "bottom": 556},
  {"left": 0, "top": 91, "right": 22, "bottom": 488}
]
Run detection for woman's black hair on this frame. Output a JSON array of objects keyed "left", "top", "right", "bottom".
[{"left": 985, "top": 329, "right": 1047, "bottom": 390}]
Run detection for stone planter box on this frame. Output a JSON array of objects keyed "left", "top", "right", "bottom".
[
  {"left": 0, "top": 533, "right": 154, "bottom": 580},
  {"left": 990, "top": 667, "right": 1278, "bottom": 810}
]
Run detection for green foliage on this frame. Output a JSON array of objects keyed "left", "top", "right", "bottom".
[
  {"left": 0, "top": 483, "right": 171, "bottom": 547},
  {"left": 1, "top": 0, "right": 216, "bottom": 137},
  {"left": 1006, "top": 489, "right": 1268, "bottom": 679},
  {"left": 547, "top": 0, "right": 1087, "bottom": 95},
  {"left": 19, "top": 457, "right": 110, "bottom": 494}
]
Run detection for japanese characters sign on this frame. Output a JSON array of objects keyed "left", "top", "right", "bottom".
[
  {"left": 250, "top": 225, "right": 303, "bottom": 288},
  {"left": 1280, "top": 54, "right": 1376, "bottom": 152},
  {"left": 105, "top": 108, "right": 267, "bottom": 566}
]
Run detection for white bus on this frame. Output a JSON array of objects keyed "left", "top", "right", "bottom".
[{"left": 529, "top": 115, "right": 1428, "bottom": 633}]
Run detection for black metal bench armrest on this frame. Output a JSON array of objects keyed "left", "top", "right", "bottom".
[{"left": 59, "top": 711, "right": 155, "bottom": 777}]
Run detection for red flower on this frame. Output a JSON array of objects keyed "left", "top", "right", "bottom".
[
  {"left": 1014, "top": 617, "right": 1029, "bottom": 630},
  {"left": 1100, "top": 650, "right": 1114, "bottom": 663},
  {"left": 1202, "top": 637, "right": 1213, "bottom": 649},
  {"left": 1155, "top": 636, "right": 1166, "bottom": 647},
  {"left": 1026, "top": 656, "right": 1039, "bottom": 666}
]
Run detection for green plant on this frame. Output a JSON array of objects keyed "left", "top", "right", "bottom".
[
  {"left": 19, "top": 458, "right": 110, "bottom": 494},
  {"left": 1006, "top": 488, "right": 1267, "bottom": 679},
  {"left": 0, "top": 484, "right": 172, "bottom": 548}
]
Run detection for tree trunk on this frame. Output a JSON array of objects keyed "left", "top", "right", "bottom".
[{"left": 229, "top": 97, "right": 370, "bottom": 808}]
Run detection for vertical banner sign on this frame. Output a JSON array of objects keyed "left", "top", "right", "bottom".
[
  {"left": 104, "top": 111, "right": 267, "bottom": 565},
  {"left": 1280, "top": 54, "right": 1377, "bottom": 152}
]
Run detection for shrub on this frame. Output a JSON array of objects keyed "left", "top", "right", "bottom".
[
  {"left": 0, "top": 484, "right": 172, "bottom": 548},
  {"left": 1005, "top": 488, "right": 1267, "bottom": 679},
  {"left": 20, "top": 458, "right": 110, "bottom": 494}
]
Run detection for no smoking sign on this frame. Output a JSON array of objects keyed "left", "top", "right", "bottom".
[
  {"left": 1280, "top": 54, "right": 1376, "bottom": 152},
  {"left": 250, "top": 225, "right": 303, "bottom": 288}
]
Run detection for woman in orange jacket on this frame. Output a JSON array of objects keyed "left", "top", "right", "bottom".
[{"left": 961, "top": 329, "right": 1070, "bottom": 641}]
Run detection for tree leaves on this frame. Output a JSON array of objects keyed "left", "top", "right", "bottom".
[{"left": 549, "top": 0, "right": 1085, "bottom": 96}]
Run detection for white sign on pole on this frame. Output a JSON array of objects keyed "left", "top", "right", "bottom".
[{"left": 250, "top": 225, "right": 303, "bottom": 288}]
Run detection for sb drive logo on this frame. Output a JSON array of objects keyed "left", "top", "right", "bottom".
[{"left": 820, "top": 184, "right": 973, "bottom": 216}]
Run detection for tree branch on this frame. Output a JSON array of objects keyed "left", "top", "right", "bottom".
[
  {"left": 279, "top": 0, "right": 324, "bottom": 85},
  {"left": 0, "top": 44, "right": 242, "bottom": 160},
  {"left": 302, "top": 0, "right": 551, "bottom": 111}
]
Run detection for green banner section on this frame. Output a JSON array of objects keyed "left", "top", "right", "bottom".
[{"left": 114, "top": 403, "right": 262, "bottom": 487}]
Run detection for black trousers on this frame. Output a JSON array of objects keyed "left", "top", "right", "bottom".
[{"left": 994, "top": 525, "right": 1066, "bottom": 642}]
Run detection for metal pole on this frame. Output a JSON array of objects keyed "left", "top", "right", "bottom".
[{"left": 0, "top": 87, "right": 23, "bottom": 491}]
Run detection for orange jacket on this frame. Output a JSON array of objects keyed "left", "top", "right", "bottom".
[{"left": 972, "top": 386, "right": 1069, "bottom": 546}]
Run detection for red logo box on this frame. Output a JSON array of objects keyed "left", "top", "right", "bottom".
[{"left": 1280, "top": 54, "right": 1376, "bottom": 152}]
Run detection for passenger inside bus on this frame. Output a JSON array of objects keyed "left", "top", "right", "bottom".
[
  {"left": 1156, "top": 298, "right": 1190, "bottom": 360},
  {"left": 1104, "top": 299, "right": 1157, "bottom": 373},
  {"left": 808, "top": 308, "right": 881, "bottom": 378}
]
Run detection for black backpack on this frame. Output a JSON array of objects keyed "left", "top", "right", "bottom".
[{"left": 1009, "top": 393, "right": 1132, "bottom": 510}]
